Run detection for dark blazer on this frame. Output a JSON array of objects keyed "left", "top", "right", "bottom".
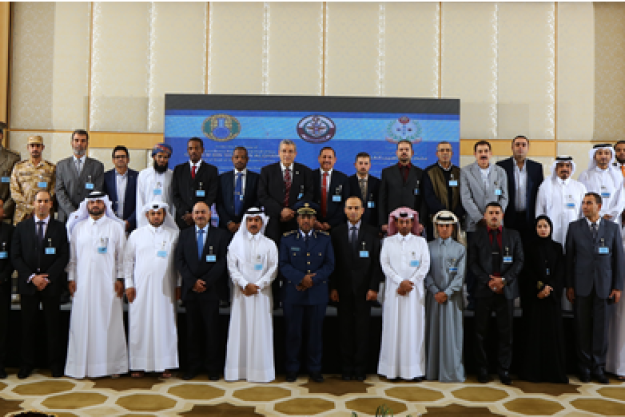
[
  {"left": 11, "top": 217, "right": 69, "bottom": 297},
  {"left": 469, "top": 226, "right": 524, "bottom": 299},
  {"left": 422, "top": 164, "right": 465, "bottom": 220},
  {"left": 216, "top": 169, "right": 260, "bottom": 228},
  {"left": 378, "top": 163, "right": 424, "bottom": 226},
  {"left": 565, "top": 218, "right": 624, "bottom": 299},
  {"left": 312, "top": 169, "right": 350, "bottom": 229},
  {"left": 0, "top": 223, "right": 14, "bottom": 286},
  {"left": 102, "top": 168, "right": 138, "bottom": 231},
  {"left": 258, "top": 162, "right": 313, "bottom": 240},
  {"left": 331, "top": 223, "right": 382, "bottom": 296},
  {"left": 496, "top": 157, "right": 543, "bottom": 226},
  {"left": 55, "top": 156, "right": 105, "bottom": 222},
  {"left": 348, "top": 174, "right": 380, "bottom": 227},
  {"left": 175, "top": 225, "right": 229, "bottom": 302},
  {"left": 172, "top": 161, "right": 219, "bottom": 229}
]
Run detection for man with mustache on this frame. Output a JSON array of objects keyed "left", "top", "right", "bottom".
[
  {"left": 55, "top": 129, "right": 104, "bottom": 222},
  {"left": 312, "top": 147, "right": 350, "bottom": 232},
  {"left": 136, "top": 143, "right": 175, "bottom": 228}
]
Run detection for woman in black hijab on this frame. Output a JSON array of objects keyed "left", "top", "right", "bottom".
[{"left": 519, "top": 215, "right": 568, "bottom": 383}]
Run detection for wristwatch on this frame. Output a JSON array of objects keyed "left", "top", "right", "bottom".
[{"left": 501, "top": 277, "right": 507, "bottom": 286}]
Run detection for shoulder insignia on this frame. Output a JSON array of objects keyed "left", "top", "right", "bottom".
[
  {"left": 283, "top": 230, "right": 297, "bottom": 237},
  {"left": 318, "top": 230, "right": 329, "bottom": 236}
]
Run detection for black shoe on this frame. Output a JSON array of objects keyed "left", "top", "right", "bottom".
[
  {"left": 341, "top": 374, "right": 351, "bottom": 381},
  {"left": 18, "top": 367, "right": 32, "bottom": 379},
  {"left": 51, "top": 367, "right": 63, "bottom": 378},
  {"left": 499, "top": 372, "right": 512, "bottom": 386},
  {"left": 208, "top": 373, "right": 219, "bottom": 381},
  {"left": 477, "top": 369, "right": 490, "bottom": 383},
  {"left": 412, "top": 376, "right": 423, "bottom": 382},
  {"left": 579, "top": 373, "right": 591, "bottom": 383},
  {"left": 310, "top": 373, "right": 324, "bottom": 383},
  {"left": 355, "top": 375, "right": 366, "bottom": 382},
  {"left": 0, "top": 368, "right": 7, "bottom": 379},
  {"left": 182, "top": 370, "right": 199, "bottom": 380},
  {"left": 594, "top": 372, "right": 609, "bottom": 384},
  {"left": 286, "top": 373, "right": 297, "bottom": 382}
]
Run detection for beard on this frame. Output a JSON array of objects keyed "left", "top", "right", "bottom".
[
  {"left": 617, "top": 156, "right": 625, "bottom": 165},
  {"left": 153, "top": 160, "right": 168, "bottom": 173}
]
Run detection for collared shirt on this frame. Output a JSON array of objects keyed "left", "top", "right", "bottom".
[
  {"left": 437, "top": 162, "right": 452, "bottom": 171},
  {"left": 188, "top": 159, "right": 203, "bottom": 171},
  {"left": 320, "top": 168, "right": 333, "bottom": 194},
  {"left": 195, "top": 225, "right": 209, "bottom": 247},
  {"left": 34, "top": 215, "right": 50, "bottom": 238},
  {"left": 585, "top": 217, "right": 602, "bottom": 230},
  {"left": 479, "top": 165, "right": 491, "bottom": 187},
  {"left": 514, "top": 160, "right": 527, "bottom": 211},
  {"left": 233, "top": 168, "right": 247, "bottom": 195},
  {"left": 347, "top": 220, "right": 361, "bottom": 244},
  {"left": 488, "top": 225, "right": 503, "bottom": 250},
  {"left": 281, "top": 163, "right": 294, "bottom": 182},
  {"left": 398, "top": 162, "right": 411, "bottom": 182},
  {"left": 115, "top": 169, "right": 128, "bottom": 218},
  {"left": 299, "top": 229, "right": 313, "bottom": 240},
  {"left": 73, "top": 155, "right": 86, "bottom": 175}
]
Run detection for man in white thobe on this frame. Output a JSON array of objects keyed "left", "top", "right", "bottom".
[
  {"left": 65, "top": 191, "right": 128, "bottom": 378},
  {"left": 378, "top": 207, "right": 430, "bottom": 381},
  {"left": 578, "top": 144, "right": 625, "bottom": 223},
  {"left": 124, "top": 201, "right": 180, "bottom": 378},
  {"left": 225, "top": 208, "right": 278, "bottom": 383},
  {"left": 137, "top": 143, "right": 175, "bottom": 228}
]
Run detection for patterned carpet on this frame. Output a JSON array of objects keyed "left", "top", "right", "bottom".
[{"left": 2, "top": 370, "right": 625, "bottom": 416}]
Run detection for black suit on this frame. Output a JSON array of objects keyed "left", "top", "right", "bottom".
[
  {"left": 172, "top": 161, "right": 219, "bottom": 230},
  {"left": 378, "top": 163, "right": 424, "bottom": 227},
  {"left": 216, "top": 169, "right": 260, "bottom": 229},
  {"left": 348, "top": 174, "right": 380, "bottom": 228},
  {"left": 422, "top": 163, "right": 465, "bottom": 240},
  {"left": 175, "top": 225, "right": 229, "bottom": 375},
  {"left": 331, "top": 222, "right": 382, "bottom": 376},
  {"left": 469, "top": 226, "right": 524, "bottom": 374},
  {"left": 11, "top": 217, "right": 69, "bottom": 372},
  {"left": 566, "top": 218, "right": 624, "bottom": 376},
  {"left": 0, "top": 223, "right": 13, "bottom": 369},
  {"left": 312, "top": 169, "right": 350, "bottom": 230},
  {"left": 258, "top": 162, "right": 313, "bottom": 243}
]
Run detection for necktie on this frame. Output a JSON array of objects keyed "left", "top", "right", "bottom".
[
  {"left": 284, "top": 168, "right": 291, "bottom": 207},
  {"left": 197, "top": 229, "right": 204, "bottom": 259},
  {"left": 191, "top": 164, "right": 197, "bottom": 179},
  {"left": 591, "top": 223, "right": 598, "bottom": 242},
  {"left": 234, "top": 172, "right": 243, "bottom": 216},
  {"left": 491, "top": 229, "right": 501, "bottom": 275},
  {"left": 75, "top": 159, "right": 82, "bottom": 175},
  {"left": 321, "top": 172, "right": 328, "bottom": 218},
  {"left": 350, "top": 226, "right": 358, "bottom": 254},
  {"left": 359, "top": 179, "right": 367, "bottom": 200},
  {"left": 37, "top": 221, "right": 44, "bottom": 245}
]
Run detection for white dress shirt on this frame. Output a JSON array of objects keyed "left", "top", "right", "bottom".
[
  {"left": 115, "top": 169, "right": 128, "bottom": 218},
  {"left": 514, "top": 160, "right": 527, "bottom": 211}
]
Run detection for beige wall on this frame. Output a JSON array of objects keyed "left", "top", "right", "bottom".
[{"left": 2, "top": 2, "right": 622, "bottom": 176}]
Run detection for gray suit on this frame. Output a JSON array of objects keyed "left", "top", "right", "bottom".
[
  {"left": 460, "top": 162, "right": 508, "bottom": 232},
  {"left": 55, "top": 156, "right": 104, "bottom": 222}
]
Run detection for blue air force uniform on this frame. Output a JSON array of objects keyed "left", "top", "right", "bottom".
[{"left": 279, "top": 202, "right": 335, "bottom": 379}]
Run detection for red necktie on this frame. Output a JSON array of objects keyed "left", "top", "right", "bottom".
[
  {"left": 191, "top": 165, "right": 197, "bottom": 179},
  {"left": 321, "top": 172, "right": 328, "bottom": 218},
  {"left": 284, "top": 168, "right": 291, "bottom": 207}
]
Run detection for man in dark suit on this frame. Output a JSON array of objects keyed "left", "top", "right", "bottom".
[
  {"left": 422, "top": 141, "right": 465, "bottom": 240},
  {"left": 0, "top": 198, "right": 13, "bottom": 379},
  {"left": 175, "top": 201, "right": 230, "bottom": 381},
  {"left": 348, "top": 152, "right": 380, "bottom": 228},
  {"left": 330, "top": 196, "right": 381, "bottom": 381},
  {"left": 496, "top": 136, "right": 544, "bottom": 239},
  {"left": 102, "top": 146, "right": 138, "bottom": 233},
  {"left": 172, "top": 137, "right": 219, "bottom": 230},
  {"left": 280, "top": 201, "right": 334, "bottom": 383},
  {"left": 258, "top": 139, "right": 314, "bottom": 244},
  {"left": 379, "top": 140, "right": 424, "bottom": 234},
  {"left": 312, "top": 147, "right": 350, "bottom": 232},
  {"left": 566, "top": 192, "right": 624, "bottom": 384},
  {"left": 55, "top": 130, "right": 105, "bottom": 222},
  {"left": 470, "top": 202, "right": 524, "bottom": 385},
  {"left": 216, "top": 146, "right": 259, "bottom": 234},
  {"left": 11, "top": 190, "right": 69, "bottom": 379}
]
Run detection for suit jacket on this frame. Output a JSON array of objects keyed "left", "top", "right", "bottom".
[
  {"left": 496, "top": 157, "right": 543, "bottom": 225},
  {"left": 348, "top": 174, "right": 380, "bottom": 227},
  {"left": 172, "top": 161, "right": 219, "bottom": 229},
  {"left": 216, "top": 169, "right": 260, "bottom": 228},
  {"left": 565, "top": 218, "right": 624, "bottom": 299},
  {"left": 312, "top": 169, "right": 350, "bottom": 229},
  {"left": 0, "top": 147, "right": 21, "bottom": 219},
  {"left": 102, "top": 168, "right": 138, "bottom": 231},
  {"left": 175, "top": 225, "right": 229, "bottom": 302},
  {"left": 469, "top": 226, "right": 524, "bottom": 299},
  {"left": 11, "top": 217, "right": 69, "bottom": 297},
  {"left": 460, "top": 162, "right": 509, "bottom": 232},
  {"left": 378, "top": 163, "right": 424, "bottom": 226},
  {"left": 0, "top": 223, "right": 14, "bottom": 286},
  {"left": 55, "top": 156, "right": 105, "bottom": 222},
  {"left": 330, "top": 223, "right": 382, "bottom": 297},
  {"left": 422, "top": 163, "right": 465, "bottom": 221}
]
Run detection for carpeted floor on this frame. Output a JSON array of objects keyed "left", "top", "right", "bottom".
[{"left": 2, "top": 370, "right": 625, "bottom": 416}]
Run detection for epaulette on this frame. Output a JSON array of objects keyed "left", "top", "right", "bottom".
[
  {"left": 283, "top": 230, "right": 297, "bottom": 237},
  {"left": 317, "top": 230, "right": 329, "bottom": 236}
]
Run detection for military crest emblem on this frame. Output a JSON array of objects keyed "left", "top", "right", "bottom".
[
  {"left": 385, "top": 116, "right": 423, "bottom": 144},
  {"left": 203, "top": 114, "right": 241, "bottom": 142},
  {"left": 296, "top": 115, "right": 336, "bottom": 143}
]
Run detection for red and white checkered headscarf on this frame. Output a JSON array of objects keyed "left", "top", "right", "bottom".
[{"left": 387, "top": 207, "right": 423, "bottom": 237}]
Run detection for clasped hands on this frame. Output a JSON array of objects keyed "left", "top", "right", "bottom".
[
  {"left": 489, "top": 275, "right": 504, "bottom": 294},
  {"left": 32, "top": 274, "right": 49, "bottom": 291},
  {"left": 537, "top": 285, "right": 553, "bottom": 299},
  {"left": 397, "top": 280, "right": 414, "bottom": 296},
  {"left": 296, "top": 273, "right": 315, "bottom": 291}
]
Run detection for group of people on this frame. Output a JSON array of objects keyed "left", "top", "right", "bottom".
[{"left": 0, "top": 125, "right": 622, "bottom": 387}]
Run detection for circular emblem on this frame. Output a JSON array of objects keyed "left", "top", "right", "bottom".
[
  {"left": 385, "top": 116, "right": 423, "bottom": 144},
  {"left": 296, "top": 115, "right": 336, "bottom": 143},
  {"left": 202, "top": 114, "right": 241, "bottom": 142}
]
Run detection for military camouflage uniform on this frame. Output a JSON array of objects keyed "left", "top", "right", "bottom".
[
  {"left": 10, "top": 159, "right": 56, "bottom": 224},
  {"left": 0, "top": 147, "right": 21, "bottom": 221}
]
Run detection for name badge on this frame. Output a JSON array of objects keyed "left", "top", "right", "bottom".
[
  {"left": 413, "top": 188, "right": 420, "bottom": 195},
  {"left": 157, "top": 250, "right": 167, "bottom": 258},
  {"left": 239, "top": 195, "right": 244, "bottom": 201},
  {"left": 206, "top": 254, "right": 216, "bottom": 262},
  {"left": 153, "top": 189, "right": 162, "bottom": 196},
  {"left": 598, "top": 247, "right": 609, "bottom": 255},
  {"left": 97, "top": 247, "right": 108, "bottom": 254},
  {"left": 449, "top": 267, "right": 458, "bottom": 272},
  {"left": 367, "top": 201, "right": 375, "bottom": 209},
  {"left": 0, "top": 251, "right": 7, "bottom": 259},
  {"left": 359, "top": 250, "right": 369, "bottom": 258},
  {"left": 297, "top": 193, "right": 303, "bottom": 199},
  {"left": 195, "top": 190, "right": 206, "bottom": 197},
  {"left": 254, "top": 263, "right": 263, "bottom": 271},
  {"left": 449, "top": 180, "right": 458, "bottom": 187},
  {"left": 0, "top": 177, "right": 9, "bottom": 184},
  {"left": 495, "top": 189, "right": 502, "bottom": 196},
  {"left": 410, "top": 260, "right": 420, "bottom": 267},
  {"left": 38, "top": 181, "right": 47, "bottom": 188},
  {"left": 332, "top": 195, "right": 341, "bottom": 202},
  {"left": 291, "top": 247, "right": 300, "bottom": 251},
  {"left": 503, "top": 256, "right": 513, "bottom": 263},
  {"left": 566, "top": 202, "right": 575, "bottom": 208},
  {"left": 85, "top": 182, "right": 94, "bottom": 190},
  {"left": 45, "top": 247, "right": 56, "bottom": 255},
  {"left": 601, "top": 192, "right": 611, "bottom": 198}
]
